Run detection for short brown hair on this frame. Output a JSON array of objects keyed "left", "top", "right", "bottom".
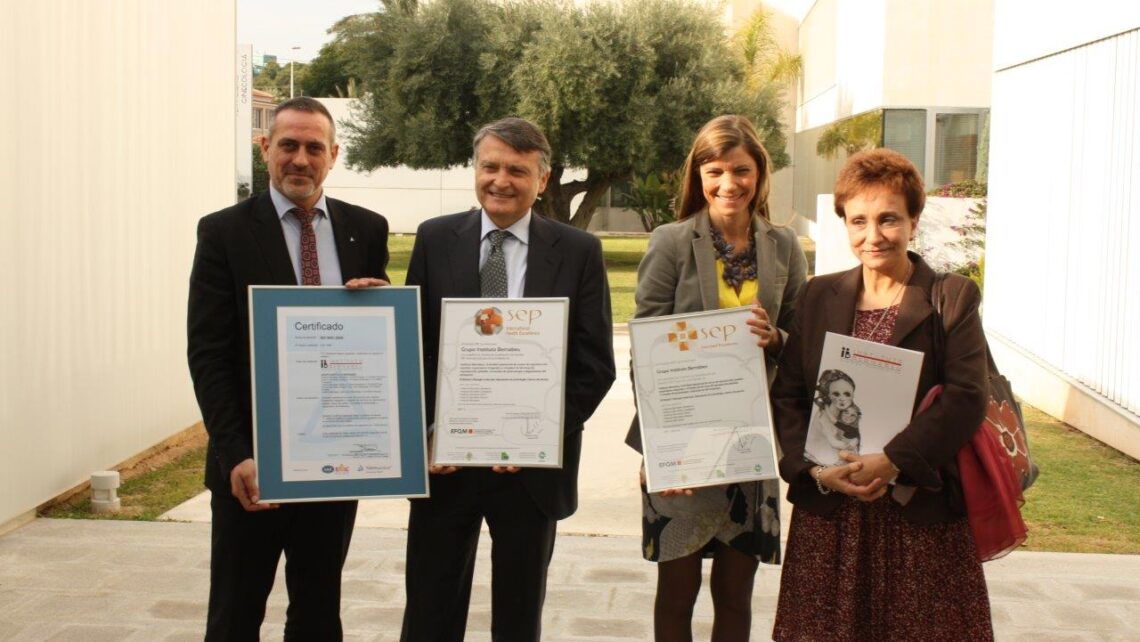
[
  {"left": 676, "top": 115, "right": 773, "bottom": 221},
  {"left": 833, "top": 148, "right": 925, "bottom": 219},
  {"left": 269, "top": 96, "right": 336, "bottom": 143}
]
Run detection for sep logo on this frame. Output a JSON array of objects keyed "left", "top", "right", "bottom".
[
  {"left": 506, "top": 308, "right": 543, "bottom": 326},
  {"left": 667, "top": 321, "right": 737, "bottom": 351},
  {"left": 321, "top": 465, "right": 335, "bottom": 474}
]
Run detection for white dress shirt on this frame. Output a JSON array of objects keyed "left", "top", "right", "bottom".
[{"left": 479, "top": 210, "right": 530, "bottom": 298}]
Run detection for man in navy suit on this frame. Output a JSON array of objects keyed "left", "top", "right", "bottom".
[
  {"left": 400, "top": 118, "right": 616, "bottom": 641},
  {"left": 188, "top": 97, "right": 389, "bottom": 641}
]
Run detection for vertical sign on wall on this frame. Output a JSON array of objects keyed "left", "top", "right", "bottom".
[{"left": 236, "top": 44, "right": 253, "bottom": 202}]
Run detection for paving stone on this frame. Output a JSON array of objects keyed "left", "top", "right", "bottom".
[
  {"left": 343, "top": 604, "right": 404, "bottom": 629},
  {"left": 0, "top": 620, "right": 24, "bottom": 640},
  {"left": 46, "top": 624, "right": 139, "bottom": 641},
  {"left": 580, "top": 566, "right": 650, "bottom": 585},
  {"left": 159, "top": 629, "right": 204, "bottom": 642},
  {"left": 2, "top": 519, "right": 1139, "bottom": 640},
  {"left": 148, "top": 599, "right": 207, "bottom": 621},
  {"left": 341, "top": 577, "right": 401, "bottom": 603},
  {"left": 566, "top": 615, "right": 648, "bottom": 639},
  {"left": 1072, "top": 580, "right": 1140, "bottom": 601},
  {"left": 1044, "top": 603, "right": 1127, "bottom": 632},
  {"left": 546, "top": 586, "right": 616, "bottom": 611}
]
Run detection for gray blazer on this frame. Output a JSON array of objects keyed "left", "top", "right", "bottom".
[{"left": 625, "top": 209, "right": 808, "bottom": 451}]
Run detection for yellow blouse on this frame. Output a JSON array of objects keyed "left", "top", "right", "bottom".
[{"left": 715, "top": 259, "right": 758, "bottom": 308}]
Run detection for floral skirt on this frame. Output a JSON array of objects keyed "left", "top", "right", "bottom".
[
  {"left": 772, "top": 497, "right": 993, "bottom": 641},
  {"left": 640, "top": 479, "right": 780, "bottom": 564}
]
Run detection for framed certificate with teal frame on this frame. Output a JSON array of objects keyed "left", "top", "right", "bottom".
[{"left": 249, "top": 285, "right": 428, "bottom": 501}]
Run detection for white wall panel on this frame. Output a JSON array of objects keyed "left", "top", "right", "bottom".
[
  {"left": 986, "top": 27, "right": 1140, "bottom": 418},
  {"left": 0, "top": 1, "right": 235, "bottom": 526}
]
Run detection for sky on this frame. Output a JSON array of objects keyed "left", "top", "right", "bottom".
[
  {"left": 238, "top": 0, "right": 813, "bottom": 64},
  {"left": 238, "top": 0, "right": 380, "bottom": 63}
]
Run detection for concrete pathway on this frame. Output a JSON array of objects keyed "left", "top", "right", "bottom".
[{"left": 3, "top": 328, "right": 1140, "bottom": 640}]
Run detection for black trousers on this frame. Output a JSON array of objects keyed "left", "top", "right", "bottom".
[
  {"left": 401, "top": 469, "right": 558, "bottom": 642},
  {"left": 205, "top": 491, "right": 358, "bottom": 642}
]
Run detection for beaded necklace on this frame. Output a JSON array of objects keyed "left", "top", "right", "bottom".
[{"left": 709, "top": 225, "right": 757, "bottom": 291}]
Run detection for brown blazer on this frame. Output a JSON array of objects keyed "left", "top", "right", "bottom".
[{"left": 771, "top": 253, "right": 988, "bottom": 524}]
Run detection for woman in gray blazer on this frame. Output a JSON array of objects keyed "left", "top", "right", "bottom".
[{"left": 626, "top": 115, "right": 808, "bottom": 641}]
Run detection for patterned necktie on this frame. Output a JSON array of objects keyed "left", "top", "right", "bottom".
[
  {"left": 480, "top": 229, "right": 511, "bottom": 297},
  {"left": 291, "top": 208, "right": 321, "bottom": 285}
]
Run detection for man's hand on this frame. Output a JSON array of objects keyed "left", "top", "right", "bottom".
[
  {"left": 345, "top": 277, "right": 389, "bottom": 289},
  {"left": 230, "top": 459, "right": 278, "bottom": 511},
  {"left": 491, "top": 465, "right": 521, "bottom": 474}
]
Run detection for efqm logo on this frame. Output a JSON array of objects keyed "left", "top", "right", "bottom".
[
  {"left": 667, "top": 321, "right": 698, "bottom": 351},
  {"left": 474, "top": 307, "right": 503, "bottom": 335}
]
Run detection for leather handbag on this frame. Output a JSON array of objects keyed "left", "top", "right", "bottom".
[
  {"left": 932, "top": 277, "right": 1040, "bottom": 491},
  {"left": 930, "top": 276, "right": 1033, "bottom": 560}
]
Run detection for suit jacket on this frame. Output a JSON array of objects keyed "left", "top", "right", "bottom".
[
  {"left": 625, "top": 210, "right": 808, "bottom": 451},
  {"left": 187, "top": 192, "right": 390, "bottom": 493},
  {"left": 407, "top": 210, "right": 616, "bottom": 521},
  {"left": 771, "top": 253, "right": 988, "bottom": 524}
]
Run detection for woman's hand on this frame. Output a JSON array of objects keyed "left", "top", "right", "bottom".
[
  {"left": 640, "top": 462, "right": 694, "bottom": 496},
  {"left": 746, "top": 301, "right": 780, "bottom": 351},
  {"left": 816, "top": 459, "right": 888, "bottom": 502},
  {"left": 841, "top": 452, "right": 899, "bottom": 489}
]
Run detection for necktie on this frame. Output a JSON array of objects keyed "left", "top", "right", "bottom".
[
  {"left": 291, "top": 208, "right": 321, "bottom": 286},
  {"left": 481, "top": 229, "right": 511, "bottom": 297}
]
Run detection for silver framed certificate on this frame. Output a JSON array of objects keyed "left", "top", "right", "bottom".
[
  {"left": 432, "top": 298, "right": 569, "bottom": 468},
  {"left": 630, "top": 307, "right": 779, "bottom": 492}
]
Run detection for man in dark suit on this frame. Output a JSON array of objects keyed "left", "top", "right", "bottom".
[
  {"left": 187, "top": 96, "right": 389, "bottom": 641},
  {"left": 400, "top": 118, "right": 616, "bottom": 641}
]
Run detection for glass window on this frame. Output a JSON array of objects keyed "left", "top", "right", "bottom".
[
  {"left": 933, "top": 112, "right": 982, "bottom": 186},
  {"left": 883, "top": 109, "right": 927, "bottom": 175}
]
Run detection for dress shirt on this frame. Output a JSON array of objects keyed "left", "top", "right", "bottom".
[
  {"left": 479, "top": 209, "right": 530, "bottom": 298},
  {"left": 269, "top": 184, "right": 343, "bottom": 286}
]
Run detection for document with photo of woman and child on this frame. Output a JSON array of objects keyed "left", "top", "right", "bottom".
[
  {"left": 630, "top": 307, "right": 779, "bottom": 492},
  {"left": 805, "top": 332, "right": 924, "bottom": 466}
]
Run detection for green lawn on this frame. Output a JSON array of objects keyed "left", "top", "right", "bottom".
[{"left": 1020, "top": 405, "right": 1140, "bottom": 553}]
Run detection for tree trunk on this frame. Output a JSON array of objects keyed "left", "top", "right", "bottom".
[
  {"left": 570, "top": 173, "right": 613, "bottom": 230},
  {"left": 536, "top": 166, "right": 614, "bottom": 230}
]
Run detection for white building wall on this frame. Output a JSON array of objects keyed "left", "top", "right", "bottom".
[
  {"left": 797, "top": 0, "right": 992, "bottom": 130},
  {"left": 0, "top": 2, "right": 236, "bottom": 528},
  {"left": 882, "top": 0, "right": 993, "bottom": 108},
  {"left": 986, "top": 3, "right": 1140, "bottom": 456}
]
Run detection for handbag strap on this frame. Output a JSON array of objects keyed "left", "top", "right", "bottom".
[
  {"left": 931, "top": 274, "right": 1000, "bottom": 377},
  {"left": 930, "top": 274, "right": 948, "bottom": 381}
]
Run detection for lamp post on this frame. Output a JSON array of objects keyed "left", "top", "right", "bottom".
[{"left": 289, "top": 46, "right": 301, "bottom": 98}]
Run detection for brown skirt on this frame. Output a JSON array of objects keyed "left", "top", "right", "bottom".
[{"left": 773, "top": 496, "right": 993, "bottom": 642}]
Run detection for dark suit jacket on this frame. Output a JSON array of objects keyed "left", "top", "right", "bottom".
[
  {"left": 187, "top": 192, "right": 390, "bottom": 493},
  {"left": 771, "top": 253, "right": 987, "bottom": 524},
  {"left": 407, "top": 210, "right": 616, "bottom": 520}
]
